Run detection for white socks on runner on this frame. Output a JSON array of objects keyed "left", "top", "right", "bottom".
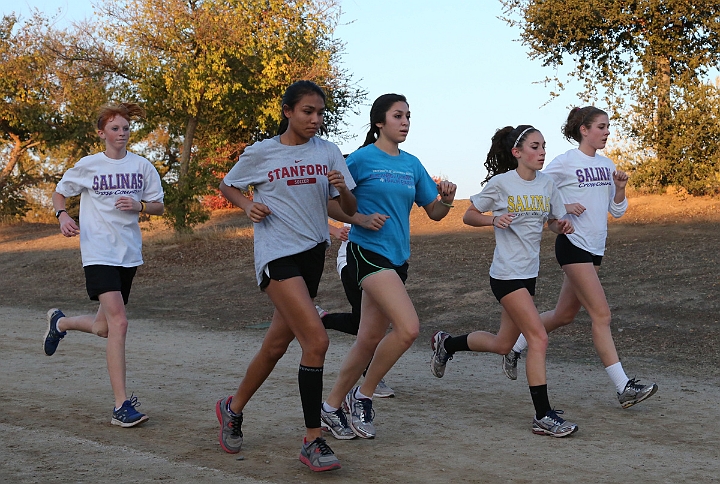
[
  {"left": 355, "top": 387, "right": 372, "bottom": 400},
  {"left": 605, "top": 362, "right": 630, "bottom": 393},
  {"left": 515, "top": 335, "right": 630, "bottom": 393},
  {"left": 512, "top": 334, "right": 528, "bottom": 354},
  {"left": 322, "top": 386, "right": 373, "bottom": 414}
]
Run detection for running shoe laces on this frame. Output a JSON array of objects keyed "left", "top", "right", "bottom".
[
  {"left": 314, "top": 437, "right": 335, "bottom": 456},
  {"left": 546, "top": 409, "right": 565, "bottom": 422},
  {"left": 625, "top": 378, "right": 643, "bottom": 391},
  {"left": 229, "top": 409, "right": 244, "bottom": 438},
  {"left": 359, "top": 398, "right": 375, "bottom": 423},
  {"left": 126, "top": 394, "right": 142, "bottom": 410}
]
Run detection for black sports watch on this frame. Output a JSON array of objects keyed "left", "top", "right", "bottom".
[{"left": 55, "top": 209, "right": 67, "bottom": 219}]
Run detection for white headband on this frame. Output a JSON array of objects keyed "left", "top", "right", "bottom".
[{"left": 512, "top": 127, "right": 534, "bottom": 148}]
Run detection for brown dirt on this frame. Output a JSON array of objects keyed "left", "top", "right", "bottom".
[{"left": 1, "top": 192, "right": 719, "bottom": 482}]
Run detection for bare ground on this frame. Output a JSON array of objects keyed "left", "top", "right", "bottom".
[{"left": 1, "top": 192, "right": 719, "bottom": 483}]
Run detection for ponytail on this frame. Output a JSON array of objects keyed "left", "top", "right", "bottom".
[
  {"left": 483, "top": 125, "right": 538, "bottom": 184},
  {"left": 277, "top": 118, "right": 289, "bottom": 136},
  {"left": 361, "top": 129, "right": 378, "bottom": 148},
  {"left": 360, "top": 93, "right": 408, "bottom": 148}
]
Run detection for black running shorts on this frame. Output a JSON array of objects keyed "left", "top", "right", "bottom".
[
  {"left": 84, "top": 265, "right": 138, "bottom": 304},
  {"left": 489, "top": 277, "right": 537, "bottom": 302},
  {"left": 555, "top": 234, "right": 603, "bottom": 267},
  {"left": 346, "top": 241, "right": 408, "bottom": 288},
  {"left": 260, "top": 243, "right": 326, "bottom": 298}
]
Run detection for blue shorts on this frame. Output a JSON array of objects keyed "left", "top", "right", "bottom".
[
  {"left": 555, "top": 234, "right": 603, "bottom": 267},
  {"left": 260, "top": 243, "right": 326, "bottom": 298},
  {"left": 489, "top": 277, "right": 536, "bottom": 302},
  {"left": 83, "top": 265, "right": 138, "bottom": 304},
  {"left": 347, "top": 242, "right": 408, "bottom": 288}
]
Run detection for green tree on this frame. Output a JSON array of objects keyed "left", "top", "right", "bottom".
[
  {"left": 630, "top": 75, "right": 720, "bottom": 194},
  {"left": 0, "top": 13, "right": 58, "bottom": 217},
  {"left": 501, "top": 0, "right": 720, "bottom": 194},
  {"left": 94, "top": 0, "right": 363, "bottom": 231},
  {"left": 0, "top": 13, "right": 116, "bottom": 218}
]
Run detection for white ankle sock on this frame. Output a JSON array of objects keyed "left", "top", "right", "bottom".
[
  {"left": 322, "top": 402, "right": 338, "bottom": 413},
  {"left": 512, "top": 334, "right": 528, "bottom": 354},
  {"left": 355, "top": 387, "right": 372, "bottom": 400},
  {"left": 605, "top": 362, "right": 630, "bottom": 393}
]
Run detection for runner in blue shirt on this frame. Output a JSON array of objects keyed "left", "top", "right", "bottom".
[{"left": 320, "top": 93, "right": 456, "bottom": 440}]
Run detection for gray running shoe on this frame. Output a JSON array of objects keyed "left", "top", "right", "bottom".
[
  {"left": 44, "top": 308, "right": 67, "bottom": 356},
  {"left": 502, "top": 351, "right": 521, "bottom": 380},
  {"left": 373, "top": 378, "right": 395, "bottom": 398},
  {"left": 430, "top": 331, "right": 452, "bottom": 378},
  {"left": 320, "top": 406, "right": 356, "bottom": 440},
  {"left": 299, "top": 437, "right": 341, "bottom": 472},
  {"left": 343, "top": 387, "right": 375, "bottom": 439},
  {"left": 618, "top": 378, "right": 658, "bottom": 409},
  {"left": 216, "top": 396, "right": 243, "bottom": 453},
  {"left": 532, "top": 409, "right": 578, "bottom": 437}
]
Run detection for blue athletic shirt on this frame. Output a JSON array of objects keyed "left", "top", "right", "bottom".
[{"left": 347, "top": 144, "right": 439, "bottom": 266}]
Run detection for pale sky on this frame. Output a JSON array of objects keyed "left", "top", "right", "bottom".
[{"left": 5, "top": 0, "right": 590, "bottom": 198}]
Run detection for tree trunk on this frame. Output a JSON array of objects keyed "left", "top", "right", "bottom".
[
  {"left": 179, "top": 114, "right": 199, "bottom": 188},
  {"left": 0, "top": 133, "right": 24, "bottom": 185},
  {"left": 655, "top": 55, "right": 672, "bottom": 173}
]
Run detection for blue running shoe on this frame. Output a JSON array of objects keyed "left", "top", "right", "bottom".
[
  {"left": 111, "top": 395, "right": 149, "bottom": 427},
  {"left": 44, "top": 308, "right": 66, "bottom": 356}
]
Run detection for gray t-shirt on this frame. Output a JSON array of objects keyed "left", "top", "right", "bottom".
[
  {"left": 470, "top": 170, "right": 566, "bottom": 280},
  {"left": 224, "top": 136, "right": 355, "bottom": 285}
]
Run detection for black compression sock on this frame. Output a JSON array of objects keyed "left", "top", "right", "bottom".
[
  {"left": 444, "top": 334, "right": 470, "bottom": 354},
  {"left": 298, "top": 364, "right": 323, "bottom": 429},
  {"left": 529, "top": 384, "right": 551, "bottom": 420}
]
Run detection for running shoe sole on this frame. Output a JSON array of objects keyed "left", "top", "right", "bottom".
[
  {"left": 111, "top": 415, "right": 149, "bottom": 427},
  {"left": 531, "top": 424, "right": 578, "bottom": 438}
]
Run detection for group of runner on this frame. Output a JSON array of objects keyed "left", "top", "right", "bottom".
[{"left": 43, "top": 81, "right": 657, "bottom": 473}]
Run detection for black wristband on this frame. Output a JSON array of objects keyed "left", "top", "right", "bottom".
[{"left": 55, "top": 209, "right": 67, "bottom": 219}]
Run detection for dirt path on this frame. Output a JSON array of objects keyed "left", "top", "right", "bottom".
[{"left": 2, "top": 305, "right": 719, "bottom": 483}]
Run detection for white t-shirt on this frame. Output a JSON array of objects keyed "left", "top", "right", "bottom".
[
  {"left": 224, "top": 136, "right": 355, "bottom": 285},
  {"left": 55, "top": 151, "right": 164, "bottom": 267},
  {"left": 543, "top": 149, "right": 627, "bottom": 256},
  {"left": 470, "top": 170, "right": 566, "bottom": 280}
]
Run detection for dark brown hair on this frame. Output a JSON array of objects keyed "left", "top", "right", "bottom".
[
  {"left": 482, "top": 125, "right": 539, "bottom": 184},
  {"left": 277, "top": 80, "right": 327, "bottom": 136},
  {"left": 360, "top": 93, "right": 408, "bottom": 148},
  {"left": 562, "top": 106, "right": 608, "bottom": 143}
]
